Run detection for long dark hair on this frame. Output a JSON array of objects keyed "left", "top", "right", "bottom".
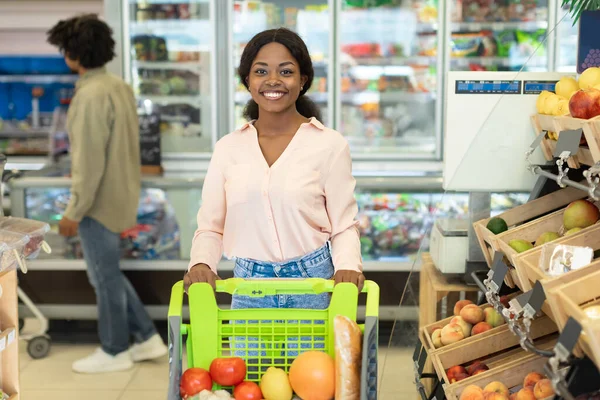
[{"left": 238, "top": 28, "right": 322, "bottom": 121}]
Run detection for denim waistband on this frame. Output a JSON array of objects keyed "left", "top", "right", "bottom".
[{"left": 235, "top": 242, "right": 331, "bottom": 271}]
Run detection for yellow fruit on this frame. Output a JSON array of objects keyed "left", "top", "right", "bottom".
[
  {"left": 543, "top": 94, "right": 560, "bottom": 115},
  {"left": 555, "top": 77, "right": 579, "bottom": 99},
  {"left": 260, "top": 367, "right": 293, "bottom": 400},
  {"left": 594, "top": 84, "right": 600, "bottom": 91},
  {"left": 554, "top": 98, "right": 570, "bottom": 116},
  {"left": 579, "top": 67, "right": 600, "bottom": 89},
  {"left": 536, "top": 90, "right": 552, "bottom": 113}
]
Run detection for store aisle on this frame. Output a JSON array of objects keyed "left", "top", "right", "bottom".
[{"left": 19, "top": 321, "right": 415, "bottom": 399}]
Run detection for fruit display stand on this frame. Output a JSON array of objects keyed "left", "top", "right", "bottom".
[
  {"left": 473, "top": 186, "right": 587, "bottom": 290},
  {"left": 0, "top": 269, "right": 19, "bottom": 400}
]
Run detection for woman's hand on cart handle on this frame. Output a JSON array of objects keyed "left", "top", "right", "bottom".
[
  {"left": 333, "top": 270, "right": 365, "bottom": 292},
  {"left": 184, "top": 263, "right": 221, "bottom": 292}
]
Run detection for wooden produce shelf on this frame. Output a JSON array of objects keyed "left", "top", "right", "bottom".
[
  {"left": 553, "top": 268, "right": 600, "bottom": 369},
  {"left": 474, "top": 186, "right": 586, "bottom": 290},
  {"left": 0, "top": 270, "right": 19, "bottom": 399}
]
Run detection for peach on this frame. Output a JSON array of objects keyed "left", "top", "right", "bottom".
[
  {"left": 447, "top": 365, "right": 468, "bottom": 383},
  {"left": 451, "top": 316, "right": 473, "bottom": 338},
  {"left": 534, "top": 379, "right": 555, "bottom": 399},
  {"left": 523, "top": 372, "right": 544, "bottom": 389},
  {"left": 472, "top": 322, "right": 494, "bottom": 336},
  {"left": 460, "top": 385, "right": 485, "bottom": 400},
  {"left": 454, "top": 299, "right": 475, "bottom": 316},
  {"left": 484, "top": 393, "right": 509, "bottom": 400},
  {"left": 454, "top": 372, "right": 470, "bottom": 383},
  {"left": 515, "top": 387, "right": 536, "bottom": 400},
  {"left": 484, "top": 307, "right": 505, "bottom": 328},
  {"left": 484, "top": 381, "right": 510, "bottom": 397},
  {"left": 441, "top": 323, "right": 465, "bottom": 345},
  {"left": 510, "top": 394, "right": 518, "bottom": 400},
  {"left": 432, "top": 328, "right": 443, "bottom": 348},
  {"left": 461, "top": 304, "right": 485, "bottom": 324},
  {"left": 470, "top": 364, "right": 490, "bottom": 376}
]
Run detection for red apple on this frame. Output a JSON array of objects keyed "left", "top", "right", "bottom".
[
  {"left": 569, "top": 89, "right": 600, "bottom": 119},
  {"left": 447, "top": 365, "right": 468, "bottom": 383}
]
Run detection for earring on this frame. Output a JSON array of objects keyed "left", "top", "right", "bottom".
[{"left": 301, "top": 86, "right": 304, "bottom": 90}]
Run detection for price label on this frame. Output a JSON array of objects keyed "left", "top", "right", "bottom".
[
  {"left": 489, "top": 252, "right": 509, "bottom": 294},
  {"left": 554, "top": 317, "right": 583, "bottom": 362},
  {"left": 554, "top": 129, "right": 583, "bottom": 158},
  {"left": 529, "top": 133, "right": 546, "bottom": 152}
]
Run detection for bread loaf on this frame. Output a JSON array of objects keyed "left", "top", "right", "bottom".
[{"left": 334, "top": 315, "right": 362, "bottom": 400}]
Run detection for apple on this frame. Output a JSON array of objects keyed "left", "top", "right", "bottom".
[
  {"left": 451, "top": 316, "right": 473, "bottom": 338},
  {"left": 441, "top": 323, "right": 465, "bottom": 345},
  {"left": 569, "top": 89, "right": 600, "bottom": 119},
  {"left": 515, "top": 387, "right": 536, "bottom": 400},
  {"left": 460, "top": 385, "right": 485, "bottom": 400},
  {"left": 472, "top": 322, "right": 494, "bottom": 336},
  {"left": 432, "top": 328, "right": 444, "bottom": 349},
  {"left": 484, "top": 382, "right": 510, "bottom": 397},
  {"left": 523, "top": 372, "right": 544, "bottom": 389},
  {"left": 470, "top": 364, "right": 490, "bottom": 376},
  {"left": 454, "top": 299, "right": 475, "bottom": 316},
  {"left": 461, "top": 304, "right": 485, "bottom": 324},
  {"left": 447, "top": 365, "right": 468, "bottom": 383},
  {"left": 534, "top": 379, "right": 555, "bottom": 399},
  {"left": 484, "top": 307, "right": 505, "bottom": 328}
]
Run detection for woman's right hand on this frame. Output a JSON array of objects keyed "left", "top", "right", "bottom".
[{"left": 184, "top": 263, "right": 221, "bottom": 292}]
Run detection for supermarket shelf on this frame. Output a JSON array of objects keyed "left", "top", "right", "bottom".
[
  {"left": 133, "top": 61, "right": 202, "bottom": 72},
  {"left": 351, "top": 56, "right": 437, "bottom": 67},
  {"left": 130, "top": 0, "right": 209, "bottom": 3},
  {"left": 451, "top": 20, "right": 548, "bottom": 31},
  {"left": 0, "top": 75, "right": 77, "bottom": 84},
  {"left": 140, "top": 95, "right": 201, "bottom": 107},
  {"left": 0, "top": 327, "right": 16, "bottom": 353},
  {"left": 451, "top": 56, "right": 547, "bottom": 68},
  {"left": 0, "top": 128, "right": 50, "bottom": 138},
  {"left": 25, "top": 259, "right": 420, "bottom": 272},
  {"left": 341, "top": 91, "right": 435, "bottom": 104},
  {"left": 19, "top": 304, "right": 417, "bottom": 322}
]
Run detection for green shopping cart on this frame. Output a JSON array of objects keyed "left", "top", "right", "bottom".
[{"left": 167, "top": 278, "right": 380, "bottom": 400}]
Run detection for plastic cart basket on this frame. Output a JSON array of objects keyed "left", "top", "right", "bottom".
[{"left": 167, "top": 278, "right": 380, "bottom": 400}]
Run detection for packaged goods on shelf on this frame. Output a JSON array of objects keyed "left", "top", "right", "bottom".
[
  {"left": 0, "top": 230, "right": 29, "bottom": 273},
  {"left": 0, "top": 217, "right": 49, "bottom": 259}
]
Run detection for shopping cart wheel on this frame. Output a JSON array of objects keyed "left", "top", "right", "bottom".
[{"left": 27, "top": 336, "right": 51, "bottom": 359}]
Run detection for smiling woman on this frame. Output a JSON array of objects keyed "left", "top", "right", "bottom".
[
  {"left": 184, "top": 27, "right": 364, "bottom": 315},
  {"left": 237, "top": 28, "right": 322, "bottom": 121}
]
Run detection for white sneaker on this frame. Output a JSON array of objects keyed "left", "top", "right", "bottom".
[
  {"left": 72, "top": 348, "right": 134, "bottom": 374},
  {"left": 130, "top": 334, "right": 168, "bottom": 362}
]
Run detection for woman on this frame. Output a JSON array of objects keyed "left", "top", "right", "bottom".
[{"left": 184, "top": 28, "right": 364, "bottom": 311}]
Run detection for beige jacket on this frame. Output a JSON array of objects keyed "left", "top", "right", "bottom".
[{"left": 64, "top": 67, "right": 141, "bottom": 233}]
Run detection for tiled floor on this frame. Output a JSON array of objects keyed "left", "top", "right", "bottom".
[{"left": 18, "top": 336, "right": 416, "bottom": 399}]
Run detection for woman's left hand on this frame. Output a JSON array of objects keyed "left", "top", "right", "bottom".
[{"left": 333, "top": 270, "right": 365, "bottom": 292}]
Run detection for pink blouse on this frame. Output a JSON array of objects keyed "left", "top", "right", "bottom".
[{"left": 188, "top": 117, "right": 362, "bottom": 273}]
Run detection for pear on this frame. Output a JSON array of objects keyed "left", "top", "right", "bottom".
[
  {"left": 564, "top": 227, "right": 583, "bottom": 236},
  {"left": 535, "top": 232, "right": 560, "bottom": 247},
  {"left": 509, "top": 239, "right": 534, "bottom": 253}
]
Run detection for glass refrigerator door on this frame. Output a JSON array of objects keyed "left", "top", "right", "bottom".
[
  {"left": 448, "top": 0, "right": 550, "bottom": 73},
  {"left": 124, "top": 0, "right": 214, "bottom": 153},
  {"left": 338, "top": 0, "right": 440, "bottom": 159},
  {"left": 231, "top": 0, "right": 331, "bottom": 129}
]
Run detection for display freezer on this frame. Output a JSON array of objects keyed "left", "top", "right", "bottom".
[{"left": 9, "top": 173, "right": 529, "bottom": 322}]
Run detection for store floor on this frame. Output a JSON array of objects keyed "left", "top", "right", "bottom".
[{"left": 19, "top": 320, "right": 415, "bottom": 399}]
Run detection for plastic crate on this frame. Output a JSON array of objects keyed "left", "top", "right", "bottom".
[{"left": 167, "top": 278, "right": 380, "bottom": 400}]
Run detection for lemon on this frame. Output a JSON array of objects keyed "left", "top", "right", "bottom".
[
  {"left": 579, "top": 67, "right": 600, "bottom": 89},
  {"left": 555, "top": 77, "right": 579, "bottom": 99},
  {"left": 553, "top": 98, "right": 570, "bottom": 116},
  {"left": 536, "top": 91, "right": 552, "bottom": 114},
  {"left": 543, "top": 94, "right": 560, "bottom": 115},
  {"left": 260, "top": 367, "right": 293, "bottom": 400}
]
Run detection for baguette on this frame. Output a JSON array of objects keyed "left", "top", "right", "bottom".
[{"left": 334, "top": 315, "right": 362, "bottom": 400}]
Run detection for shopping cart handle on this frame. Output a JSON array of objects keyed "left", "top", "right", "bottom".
[{"left": 216, "top": 278, "right": 335, "bottom": 296}]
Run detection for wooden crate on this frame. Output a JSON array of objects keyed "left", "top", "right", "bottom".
[
  {"left": 553, "top": 115, "right": 595, "bottom": 168},
  {"left": 430, "top": 315, "right": 556, "bottom": 384},
  {"left": 583, "top": 116, "right": 600, "bottom": 164},
  {"left": 553, "top": 268, "right": 600, "bottom": 368},
  {"left": 474, "top": 187, "right": 588, "bottom": 289},
  {"left": 445, "top": 354, "right": 552, "bottom": 400},
  {"left": 516, "top": 224, "right": 600, "bottom": 327}
]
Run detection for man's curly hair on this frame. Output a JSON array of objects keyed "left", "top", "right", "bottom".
[{"left": 47, "top": 14, "right": 115, "bottom": 69}]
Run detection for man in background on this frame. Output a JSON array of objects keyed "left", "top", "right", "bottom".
[{"left": 47, "top": 14, "right": 166, "bottom": 374}]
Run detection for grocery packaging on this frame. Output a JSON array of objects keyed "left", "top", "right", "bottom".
[
  {"left": 0, "top": 217, "right": 50, "bottom": 259},
  {"left": 538, "top": 244, "right": 594, "bottom": 277},
  {"left": 0, "top": 230, "right": 29, "bottom": 274}
]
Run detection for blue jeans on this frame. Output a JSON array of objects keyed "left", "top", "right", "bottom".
[
  {"left": 79, "top": 217, "right": 157, "bottom": 355},
  {"left": 231, "top": 243, "right": 334, "bottom": 360}
]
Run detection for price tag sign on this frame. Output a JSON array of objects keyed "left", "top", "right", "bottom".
[
  {"left": 524, "top": 281, "right": 547, "bottom": 317},
  {"left": 554, "top": 129, "right": 583, "bottom": 158},
  {"left": 529, "top": 132, "right": 546, "bottom": 152},
  {"left": 554, "top": 317, "right": 582, "bottom": 362},
  {"left": 489, "top": 252, "right": 509, "bottom": 294}
]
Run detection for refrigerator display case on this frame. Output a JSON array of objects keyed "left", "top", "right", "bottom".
[{"left": 555, "top": 3, "right": 578, "bottom": 72}]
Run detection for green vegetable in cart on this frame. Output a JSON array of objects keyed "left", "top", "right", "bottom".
[
  {"left": 486, "top": 217, "right": 508, "bottom": 234},
  {"left": 260, "top": 367, "right": 293, "bottom": 400},
  {"left": 209, "top": 357, "right": 246, "bottom": 387},
  {"left": 180, "top": 368, "right": 213, "bottom": 399}
]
